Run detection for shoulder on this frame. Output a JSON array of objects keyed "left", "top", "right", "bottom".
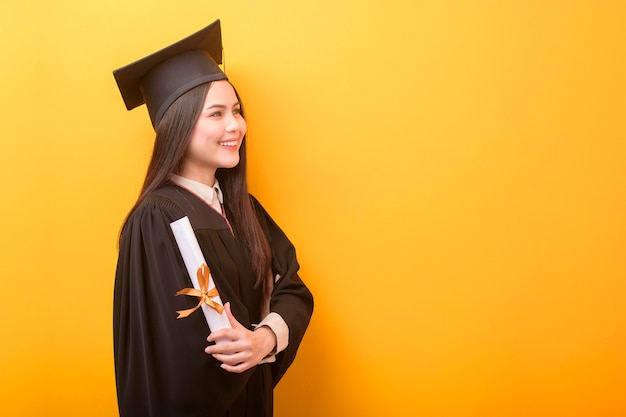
[
  {"left": 249, "top": 194, "right": 274, "bottom": 225},
  {"left": 249, "top": 194, "right": 272, "bottom": 217},
  {"left": 248, "top": 194, "right": 292, "bottom": 241},
  {"left": 123, "top": 186, "right": 187, "bottom": 234}
]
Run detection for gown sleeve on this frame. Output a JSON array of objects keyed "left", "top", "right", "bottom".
[
  {"left": 250, "top": 196, "right": 315, "bottom": 385},
  {"left": 113, "top": 195, "right": 253, "bottom": 417}
]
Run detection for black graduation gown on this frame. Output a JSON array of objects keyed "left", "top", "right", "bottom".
[{"left": 113, "top": 184, "right": 314, "bottom": 417}]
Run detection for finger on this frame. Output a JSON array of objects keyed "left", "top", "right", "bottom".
[
  {"left": 211, "top": 351, "right": 250, "bottom": 366},
  {"left": 207, "top": 325, "right": 250, "bottom": 345},
  {"left": 205, "top": 337, "right": 241, "bottom": 354},
  {"left": 223, "top": 302, "right": 245, "bottom": 330},
  {"left": 207, "top": 328, "right": 236, "bottom": 343},
  {"left": 220, "top": 361, "right": 254, "bottom": 374}
]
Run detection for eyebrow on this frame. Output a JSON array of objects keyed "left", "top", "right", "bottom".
[{"left": 204, "top": 102, "right": 241, "bottom": 111}]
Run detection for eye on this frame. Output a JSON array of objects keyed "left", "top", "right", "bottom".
[
  {"left": 233, "top": 108, "right": 242, "bottom": 116},
  {"left": 208, "top": 111, "right": 222, "bottom": 117}
]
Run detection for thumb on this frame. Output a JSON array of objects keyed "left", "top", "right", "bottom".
[{"left": 224, "top": 302, "right": 245, "bottom": 330}]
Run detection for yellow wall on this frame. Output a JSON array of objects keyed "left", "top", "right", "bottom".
[{"left": 1, "top": 1, "right": 624, "bottom": 416}]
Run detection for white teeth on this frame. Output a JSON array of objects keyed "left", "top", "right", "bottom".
[{"left": 221, "top": 141, "right": 237, "bottom": 146}]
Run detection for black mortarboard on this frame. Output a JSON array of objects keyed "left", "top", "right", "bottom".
[{"left": 113, "top": 19, "right": 228, "bottom": 127}]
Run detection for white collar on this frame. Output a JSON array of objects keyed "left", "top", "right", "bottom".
[{"left": 170, "top": 174, "right": 223, "bottom": 213}]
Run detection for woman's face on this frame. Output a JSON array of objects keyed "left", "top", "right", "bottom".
[{"left": 180, "top": 80, "right": 247, "bottom": 185}]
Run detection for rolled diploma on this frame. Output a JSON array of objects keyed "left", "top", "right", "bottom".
[{"left": 170, "top": 216, "right": 231, "bottom": 333}]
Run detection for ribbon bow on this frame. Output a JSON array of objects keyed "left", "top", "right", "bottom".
[{"left": 175, "top": 263, "right": 224, "bottom": 319}]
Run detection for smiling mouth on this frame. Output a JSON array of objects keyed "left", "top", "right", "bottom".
[{"left": 220, "top": 140, "right": 238, "bottom": 147}]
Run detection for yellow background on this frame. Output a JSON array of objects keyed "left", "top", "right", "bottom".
[{"left": 1, "top": 0, "right": 625, "bottom": 416}]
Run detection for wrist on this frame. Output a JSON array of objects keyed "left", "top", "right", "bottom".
[{"left": 255, "top": 325, "right": 277, "bottom": 357}]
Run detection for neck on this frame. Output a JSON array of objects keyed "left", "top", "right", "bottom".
[{"left": 178, "top": 167, "right": 216, "bottom": 187}]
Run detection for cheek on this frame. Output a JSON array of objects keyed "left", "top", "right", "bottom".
[
  {"left": 239, "top": 119, "right": 248, "bottom": 136},
  {"left": 192, "top": 121, "right": 218, "bottom": 140}
]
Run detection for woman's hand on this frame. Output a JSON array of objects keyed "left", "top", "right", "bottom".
[{"left": 205, "top": 302, "right": 277, "bottom": 373}]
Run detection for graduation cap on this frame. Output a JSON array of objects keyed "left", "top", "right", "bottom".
[{"left": 113, "top": 19, "right": 228, "bottom": 127}]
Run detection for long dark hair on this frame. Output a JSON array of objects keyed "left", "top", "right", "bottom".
[{"left": 122, "top": 82, "right": 272, "bottom": 296}]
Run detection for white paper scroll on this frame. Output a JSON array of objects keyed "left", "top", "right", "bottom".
[{"left": 170, "top": 216, "right": 231, "bottom": 333}]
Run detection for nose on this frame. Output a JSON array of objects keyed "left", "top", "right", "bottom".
[{"left": 225, "top": 113, "right": 239, "bottom": 133}]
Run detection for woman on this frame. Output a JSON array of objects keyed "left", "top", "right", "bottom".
[{"left": 112, "top": 20, "right": 314, "bottom": 417}]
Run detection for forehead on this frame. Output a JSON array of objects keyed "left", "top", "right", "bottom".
[{"left": 204, "top": 80, "right": 238, "bottom": 104}]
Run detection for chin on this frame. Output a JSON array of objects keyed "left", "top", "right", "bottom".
[{"left": 222, "top": 159, "right": 240, "bottom": 169}]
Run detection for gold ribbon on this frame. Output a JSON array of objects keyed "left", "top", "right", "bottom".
[{"left": 175, "top": 263, "right": 224, "bottom": 319}]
